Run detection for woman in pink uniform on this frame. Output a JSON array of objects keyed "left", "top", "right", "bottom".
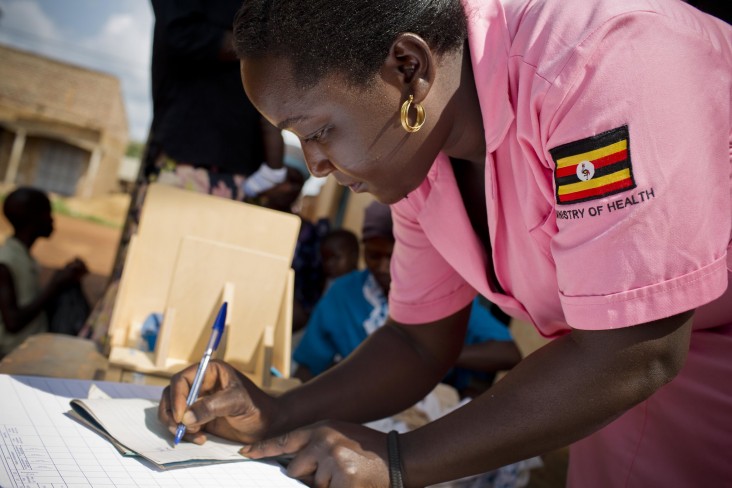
[{"left": 158, "top": 0, "right": 732, "bottom": 486}]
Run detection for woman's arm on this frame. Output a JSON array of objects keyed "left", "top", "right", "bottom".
[
  {"left": 454, "top": 340, "right": 522, "bottom": 372},
  {"left": 158, "top": 304, "right": 472, "bottom": 444},
  {"left": 243, "top": 310, "right": 693, "bottom": 487},
  {"left": 271, "top": 304, "right": 473, "bottom": 434},
  {"left": 400, "top": 310, "right": 694, "bottom": 486}
]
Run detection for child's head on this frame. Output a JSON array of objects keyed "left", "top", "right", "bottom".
[
  {"left": 3, "top": 186, "right": 54, "bottom": 238},
  {"left": 320, "top": 229, "right": 359, "bottom": 280},
  {"left": 361, "top": 201, "right": 394, "bottom": 294}
]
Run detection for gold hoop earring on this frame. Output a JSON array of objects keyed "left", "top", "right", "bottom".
[{"left": 400, "top": 95, "right": 426, "bottom": 133}]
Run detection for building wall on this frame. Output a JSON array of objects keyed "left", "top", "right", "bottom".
[
  {"left": 13, "top": 140, "right": 39, "bottom": 187},
  {"left": 0, "top": 45, "right": 129, "bottom": 198},
  {"left": 0, "top": 128, "right": 12, "bottom": 178},
  {"left": 0, "top": 120, "right": 125, "bottom": 198}
]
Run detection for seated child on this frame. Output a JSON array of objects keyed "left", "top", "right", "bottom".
[
  {"left": 319, "top": 229, "right": 359, "bottom": 291},
  {"left": 294, "top": 201, "right": 521, "bottom": 396},
  {"left": 0, "top": 187, "right": 88, "bottom": 357}
]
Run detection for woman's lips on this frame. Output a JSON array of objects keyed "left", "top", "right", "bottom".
[
  {"left": 348, "top": 182, "right": 364, "bottom": 193},
  {"left": 334, "top": 175, "right": 365, "bottom": 193}
]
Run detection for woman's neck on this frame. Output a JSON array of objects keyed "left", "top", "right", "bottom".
[{"left": 441, "top": 43, "right": 486, "bottom": 165}]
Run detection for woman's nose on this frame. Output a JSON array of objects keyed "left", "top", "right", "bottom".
[{"left": 303, "top": 146, "right": 335, "bottom": 178}]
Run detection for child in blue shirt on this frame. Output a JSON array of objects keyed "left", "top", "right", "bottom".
[{"left": 294, "top": 201, "right": 521, "bottom": 395}]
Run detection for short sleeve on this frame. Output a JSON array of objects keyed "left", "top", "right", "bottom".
[
  {"left": 388, "top": 197, "right": 477, "bottom": 324},
  {"left": 545, "top": 12, "right": 731, "bottom": 329}
]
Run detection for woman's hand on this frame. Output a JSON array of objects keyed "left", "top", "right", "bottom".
[
  {"left": 158, "top": 360, "right": 278, "bottom": 445},
  {"left": 243, "top": 421, "right": 391, "bottom": 488}
]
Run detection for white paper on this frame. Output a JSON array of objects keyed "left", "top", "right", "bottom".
[
  {"left": 0, "top": 374, "right": 303, "bottom": 487},
  {"left": 70, "top": 397, "right": 245, "bottom": 467}
]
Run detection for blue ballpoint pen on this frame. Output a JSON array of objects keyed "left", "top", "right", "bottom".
[{"left": 173, "top": 301, "right": 227, "bottom": 446}]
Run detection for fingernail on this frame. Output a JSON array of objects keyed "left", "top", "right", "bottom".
[{"left": 182, "top": 411, "right": 197, "bottom": 425}]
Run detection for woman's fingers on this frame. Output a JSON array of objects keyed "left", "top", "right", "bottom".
[
  {"left": 287, "top": 443, "right": 324, "bottom": 485},
  {"left": 243, "top": 430, "right": 325, "bottom": 486},
  {"left": 158, "top": 360, "right": 274, "bottom": 445},
  {"left": 311, "top": 457, "right": 334, "bottom": 488},
  {"left": 161, "top": 361, "right": 239, "bottom": 423},
  {"left": 243, "top": 423, "right": 389, "bottom": 487},
  {"left": 242, "top": 428, "right": 313, "bottom": 458},
  {"left": 157, "top": 385, "right": 173, "bottom": 425},
  {"left": 186, "top": 385, "right": 253, "bottom": 429},
  {"left": 167, "top": 363, "right": 199, "bottom": 422}
]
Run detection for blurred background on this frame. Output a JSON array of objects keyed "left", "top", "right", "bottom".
[
  {"left": 0, "top": 0, "right": 155, "bottom": 306},
  {"left": 0, "top": 1, "right": 350, "bottom": 309}
]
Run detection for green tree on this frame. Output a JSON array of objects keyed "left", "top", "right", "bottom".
[{"left": 126, "top": 141, "right": 145, "bottom": 159}]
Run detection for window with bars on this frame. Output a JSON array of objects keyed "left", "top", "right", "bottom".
[{"left": 33, "top": 140, "right": 89, "bottom": 196}]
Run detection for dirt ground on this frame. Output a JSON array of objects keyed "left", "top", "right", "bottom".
[{"left": 0, "top": 192, "right": 129, "bottom": 306}]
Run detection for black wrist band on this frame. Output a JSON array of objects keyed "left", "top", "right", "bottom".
[{"left": 387, "top": 430, "right": 405, "bottom": 488}]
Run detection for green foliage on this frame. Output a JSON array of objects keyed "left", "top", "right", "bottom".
[
  {"left": 49, "top": 197, "right": 121, "bottom": 229},
  {"left": 126, "top": 141, "right": 145, "bottom": 159},
  {"left": 1, "top": 191, "right": 120, "bottom": 229}
]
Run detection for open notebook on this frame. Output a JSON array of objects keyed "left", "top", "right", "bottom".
[{"left": 68, "top": 385, "right": 249, "bottom": 469}]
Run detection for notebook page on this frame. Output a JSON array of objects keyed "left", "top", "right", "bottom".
[{"left": 70, "top": 398, "right": 245, "bottom": 466}]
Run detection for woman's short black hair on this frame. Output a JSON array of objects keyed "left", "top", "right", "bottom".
[{"left": 233, "top": 0, "right": 467, "bottom": 87}]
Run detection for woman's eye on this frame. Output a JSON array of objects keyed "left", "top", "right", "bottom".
[{"left": 304, "top": 127, "right": 329, "bottom": 143}]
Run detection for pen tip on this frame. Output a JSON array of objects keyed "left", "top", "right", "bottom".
[{"left": 173, "top": 426, "right": 185, "bottom": 446}]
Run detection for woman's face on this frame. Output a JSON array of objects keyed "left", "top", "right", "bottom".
[{"left": 242, "top": 57, "right": 451, "bottom": 204}]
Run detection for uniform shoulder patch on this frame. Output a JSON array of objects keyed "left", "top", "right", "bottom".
[{"left": 549, "top": 125, "right": 636, "bottom": 205}]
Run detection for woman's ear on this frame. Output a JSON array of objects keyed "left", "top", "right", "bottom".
[{"left": 380, "top": 33, "right": 436, "bottom": 104}]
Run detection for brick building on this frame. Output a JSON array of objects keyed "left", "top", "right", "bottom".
[{"left": 0, "top": 44, "right": 128, "bottom": 197}]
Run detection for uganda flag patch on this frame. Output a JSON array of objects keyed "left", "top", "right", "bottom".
[{"left": 550, "top": 125, "right": 636, "bottom": 205}]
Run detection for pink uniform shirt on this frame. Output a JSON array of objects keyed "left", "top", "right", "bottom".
[
  {"left": 390, "top": 0, "right": 731, "bottom": 336},
  {"left": 388, "top": 0, "right": 732, "bottom": 486}
]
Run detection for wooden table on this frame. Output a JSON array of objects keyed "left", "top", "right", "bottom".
[
  {"left": 0, "top": 332, "right": 300, "bottom": 395},
  {"left": 0, "top": 333, "right": 108, "bottom": 380}
]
